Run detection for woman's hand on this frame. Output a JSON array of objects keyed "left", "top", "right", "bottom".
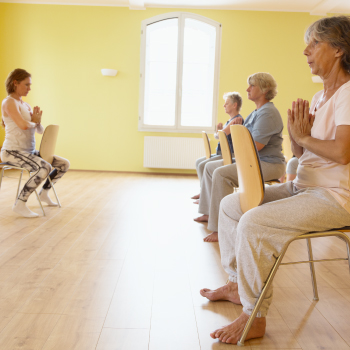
[
  {"left": 287, "top": 99, "right": 315, "bottom": 147},
  {"left": 31, "top": 106, "right": 42, "bottom": 124},
  {"left": 231, "top": 117, "right": 243, "bottom": 125},
  {"left": 217, "top": 122, "right": 223, "bottom": 131}
]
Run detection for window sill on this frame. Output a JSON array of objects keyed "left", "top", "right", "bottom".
[{"left": 138, "top": 126, "right": 216, "bottom": 134}]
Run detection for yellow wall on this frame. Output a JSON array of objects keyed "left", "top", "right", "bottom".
[{"left": 0, "top": 4, "right": 323, "bottom": 173}]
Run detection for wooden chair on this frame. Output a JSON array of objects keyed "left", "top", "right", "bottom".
[
  {"left": 227, "top": 125, "right": 279, "bottom": 187},
  {"left": 230, "top": 125, "right": 350, "bottom": 347},
  {"left": 218, "top": 130, "right": 232, "bottom": 165},
  {"left": 202, "top": 131, "right": 212, "bottom": 159},
  {"left": 0, "top": 125, "right": 61, "bottom": 215}
]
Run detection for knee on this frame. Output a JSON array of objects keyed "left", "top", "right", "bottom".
[
  {"left": 212, "top": 168, "right": 220, "bottom": 181},
  {"left": 204, "top": 163, "right": 212, "bottom": 178},
  {"left": 41, "top": 161, "right": 52, "bottom": 175},
  {"left": 63, "top": 159, "right": 70, "bottom": 172},
  {"left": 220, "top": 193, "right": 240, "bottom": 211},
  {"left": 219, "top": 192, "right": 242, "bottom": 221},
  {"left": 196, "top": 157, "right": 204, "bottom": 168},
  {"left": 237, "top": 208, "right": 263, "bottom": 242},
  {"left": 198, "top": 161, "right": 205, "bottom": 173},
  {"left": 212, "top": 168, "right": 225, "bottom": 186}
]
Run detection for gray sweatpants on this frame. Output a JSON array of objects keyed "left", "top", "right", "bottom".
[
  {"left": 199, "top": 160, "right": 286, "bottom": 231},
  {"left": 195, "top": 155, "right": 222, "bottom": 184},
  {"left": 219, "top": 182, "right": 350, "bottom": 317}
]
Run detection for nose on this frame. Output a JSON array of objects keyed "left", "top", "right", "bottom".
[{"left": 303, "top": 44, "right": 310, "bottom": 56}]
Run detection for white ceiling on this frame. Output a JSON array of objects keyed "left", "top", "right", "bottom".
[{"left": 1, "top": 0, "right": 350, "bottom": 15}]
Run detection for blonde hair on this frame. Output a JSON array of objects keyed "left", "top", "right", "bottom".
[
  {"left": 247, "top": 72, "right": 277, "bottom": 101},
  {"left": 305, "top": 16, "right": 350, "bottom": 73},
  {"left": 223, "top": 92, "right": 243, "bottom": 111}
]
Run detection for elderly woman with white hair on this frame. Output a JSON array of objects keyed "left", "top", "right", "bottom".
[
  {"left": 196, "top": 72, "right": 286, "bottom": 242},
  {"left": 192, "top": 92, "right": 243, "bottom": 201},
  {"left": 200, "top": 16, "right": 350, "bottom": 344}
]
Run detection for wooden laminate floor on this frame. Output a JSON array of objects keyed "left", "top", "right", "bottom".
[{"left": 0, "top": 170, "right": 350, "bottom": 350}]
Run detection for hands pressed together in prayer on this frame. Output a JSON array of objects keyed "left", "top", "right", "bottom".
[
  {"left": 287, "top": 98, "right": 315, "bottom": 147},
  {"left": 31, "top": 106, "right": 43, "bottom": 124}
]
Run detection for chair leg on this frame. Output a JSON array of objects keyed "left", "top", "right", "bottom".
[
  {"left": 237, "top": 247, "right": 289, "bottom": 346},
  {"left": 34, "top": 189, "right": 45, "bottom": 216},
  {"left": 306, "top": 238, "right": 319, "bottom": 301},
  {"left": 48, "top": 177, "right": 61, "bottom": 208},
  {"left": 337, "top": 233, "right": 350, "bottom": 275},
  {"left": 0, "top": 167, "right": 5, "bottom": 192},
  {"left": 346, "top": 238, "right": 350, "bottom": 274}
]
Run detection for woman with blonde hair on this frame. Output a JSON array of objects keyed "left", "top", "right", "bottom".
[
  {"left": 1, "top": 68, "right": 70, "bottom": 217},
  {"left": 196, "top": 72, "right": 285, "bottom": 242}
]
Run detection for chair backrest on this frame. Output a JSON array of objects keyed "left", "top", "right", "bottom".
[
  {"left": 218, "top": 130, "right": 232, "bottom": 165},
  {"left": 39, "top": 125, "right": 59, "bottom": 165},
  {"left": 282, "top": 134, "right": 293, "bottom": 163},
  {"left": 202, "top": 131, "right": 211, "bottom": 159},
  {"left": 230, "top": 125, "right": 265, "bottom": 213}
]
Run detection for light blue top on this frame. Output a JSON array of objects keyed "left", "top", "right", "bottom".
[{"left": 244, "top": 102, "right": 285, "bottom": 164}]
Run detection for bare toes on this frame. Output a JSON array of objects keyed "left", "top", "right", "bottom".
[
  {"left": 214, "top": 330, "right": 224, "bottom": 339},
  {"left": 220, "top": 333, "right": 229, "bottom": 342},
  {"left": 225, "top": 336, "right": 236, "bottom": 344}
]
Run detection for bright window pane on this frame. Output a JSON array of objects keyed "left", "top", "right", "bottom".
[
  {"left": 144, "top": 19, "right": 178, "bottom": 126},
  {"left": 181, "top": 18, "right": 216, "bottom": 127}
]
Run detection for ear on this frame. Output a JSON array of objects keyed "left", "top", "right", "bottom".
[{"left": 335, "top": 47, "right": 344, "bottom": 58}]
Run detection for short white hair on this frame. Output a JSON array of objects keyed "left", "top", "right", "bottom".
[{"left": 223, "top": 92, "right": 242, "bottom": 111}]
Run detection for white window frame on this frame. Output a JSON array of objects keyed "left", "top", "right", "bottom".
[{"left": 138, "top": 12, "right": 222, "bottom": 133}]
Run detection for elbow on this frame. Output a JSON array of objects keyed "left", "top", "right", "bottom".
[
  {"left": 339, "top": 157, "right": 350, "bottom": 165},
  {"left": 21, "top": 125, "right": 29, "bottom": 130},
  {"left": 338, "top": 151, "right": 350, "bottom": 165}
]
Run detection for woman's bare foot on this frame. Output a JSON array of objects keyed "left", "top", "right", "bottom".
[
  {"left": 193, "top": 200, "right": 199, "bottom": 204},
  {"left": 194, "top": 214, "right": 208, "bottom": 222},
  {"left": 210, "top": 312, "right": 266, "bottom": 344},
  {"left": 203, "top": 232, "right": 218, "bottom": 242},
  {"left": 191, "top": 194, "right": 200, "bottom": 199},
  {"left": 200, "top": 281, "right": 241, "bottom": 304}
]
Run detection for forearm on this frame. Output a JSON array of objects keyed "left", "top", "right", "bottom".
[
  {"left": 20, "top": 120, "right": 37, "bottom": 130},
  {"left": 291, "top": 140, "right": 303, "bottom": 158},
  {"left": 36, "top": 123, "right": 44, "bottom": 134},
  {"left": 221, "top": 125, "right": 231, "bottom": 135},
  {"left": 298, "top": 136, "right": 350, "bottom": 165}
]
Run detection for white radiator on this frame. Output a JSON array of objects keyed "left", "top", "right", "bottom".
[{"left": 144, "top": 136, "right": 204, "bottom": 169}]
